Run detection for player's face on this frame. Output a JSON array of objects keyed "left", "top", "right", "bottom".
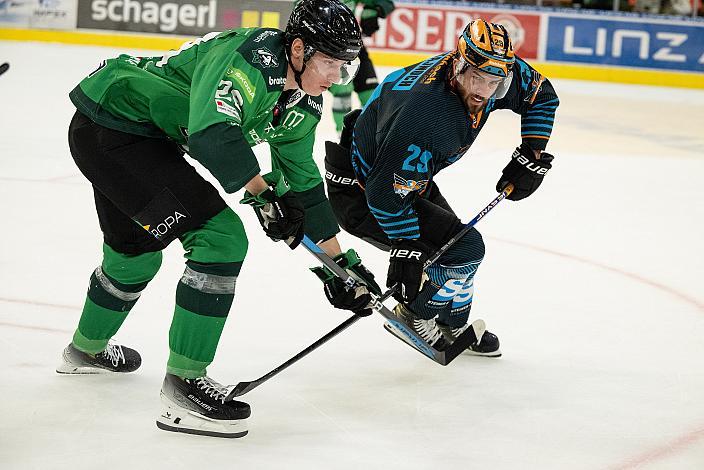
[
  {"left": 456, "top": 66, "right": 503, "bottom": 111},
  {"left": 301, "top": 52, "right": 360, "bottom": 96}
]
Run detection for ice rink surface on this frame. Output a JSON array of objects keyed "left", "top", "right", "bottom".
[{"left": 1, "top": 41, "right": 703, "bottom": 470}]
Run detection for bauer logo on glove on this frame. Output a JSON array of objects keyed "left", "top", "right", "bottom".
[
  {"left": 496, "top": 143, "right": 554, "bottom": 201},
  {"left": 512, "top": 147, "right": 550, "bottom": 175}
]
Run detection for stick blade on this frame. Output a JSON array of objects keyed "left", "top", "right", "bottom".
[
  {"left": 382, "top": 317, "right": 445, "bottom": 363},
  {"left": 227, "top": 380, "right": 257, "bottom": 399},
  {"left": 383, "top": 318, "right": 485, "bottom": 366},
  {"left": 439, "top": 319, "right": 485, "bottom": 365}
]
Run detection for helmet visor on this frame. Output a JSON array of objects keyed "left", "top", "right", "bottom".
[
  {"left": 307, "top": 53, "right": 360, "bottom": 86},
  {"left": 457, "top": 58, "right": 513, "bottom": 100}
]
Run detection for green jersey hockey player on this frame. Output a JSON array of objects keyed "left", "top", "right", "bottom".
[{"left": 57, "top": 0, "right": 380, "bottom": 439}]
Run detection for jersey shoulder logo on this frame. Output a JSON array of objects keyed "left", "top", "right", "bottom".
[
  {"left": 253, "top": 30, "right": 279, "bottom": 43},
  {"left": 301, "top": 95, "right": 323, "bottom": 117},
  {"left": 251, "top": 47, "right": 279, "bottom": 68},
  {"left": 523, "top": 70, "right": 545, "bottom": 104},
  {"left": 393, "top": 174, "right": 428, "bottom": 198}
]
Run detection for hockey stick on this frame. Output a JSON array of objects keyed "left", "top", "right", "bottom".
[
  {"left": 365, "top": 183, "right": 513, "bottom": 359},
  {"left": 227, "top": 184, "right": 512, "bottom": 398}
]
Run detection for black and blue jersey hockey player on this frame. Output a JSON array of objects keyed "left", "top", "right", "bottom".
[{"left": 323, "top": 19, "right": 559, "bottom": 356}]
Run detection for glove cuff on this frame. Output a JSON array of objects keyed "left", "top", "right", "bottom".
[{"left": 261, "top": 169, "right": 290, "bottom": 197}]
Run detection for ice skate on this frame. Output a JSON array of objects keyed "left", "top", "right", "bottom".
[
  {"left": 437, "top": 322, "right": 501, "bottom": 357},
  {"left": 383, "top": 303, "right": 450, "bottom": 351},
  {"left": 56, "top": 342, "right": 142, "bottom": 374},
  {"left": 157, "top": 373, "right": 250, "bottom": 439}
]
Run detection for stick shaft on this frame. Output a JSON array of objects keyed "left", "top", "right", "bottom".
[{"left": 229, "top": 185, "right": 514, "bottom": 396}]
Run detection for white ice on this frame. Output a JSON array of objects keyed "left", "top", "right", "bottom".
[{"left": 0, "top": 41, "right": 703, "bottom": 470}]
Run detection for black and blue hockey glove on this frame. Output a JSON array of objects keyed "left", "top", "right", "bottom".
[
  {"left": 387, "top": 239, "right": 429, "bottom": 303},
  {"left": 240, "top": 170, "right": 305, "bottom": 249},
  {"left": 496, "top": 143, "right": 554, "bottom": 201},
  {"left": 311, "top": 249, "right": 381, "bottom": 317}
]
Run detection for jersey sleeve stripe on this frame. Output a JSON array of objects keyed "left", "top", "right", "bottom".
[{"left": 377, "top": 217, "right": 419, "bottom": 227}]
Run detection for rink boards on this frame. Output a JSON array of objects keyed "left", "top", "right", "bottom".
[{"left": 0, "top": 0, "right": 703, "bottom": 88}]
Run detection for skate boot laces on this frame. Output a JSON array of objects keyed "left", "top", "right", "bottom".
[
  {"left": 413, "top": 318, "right": 444, "bottom": 346},
  {"left": 194, "top": 376, "right": 231, "bottom": 403},
  {"left": 451, "top": 323, "right": 470, "bottom": 338},
  {"left": 100, "top": 342, "right": 126, "bottom": 367}
]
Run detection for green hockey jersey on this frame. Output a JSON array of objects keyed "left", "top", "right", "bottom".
[{"left": 70, "top": 28, "right": 325, "bottom": 194}]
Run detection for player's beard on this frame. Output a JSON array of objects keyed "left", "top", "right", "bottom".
[
  {"left": 457, "top": 85, "right": 488, "bottom": 114},
  {"left": 466, "top": 94, "right": 488, "bottom": 114}
]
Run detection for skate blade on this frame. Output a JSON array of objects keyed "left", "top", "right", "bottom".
[
  {"left": 56, "top": 362, "right": 115, "bottom": 375},
  {"left": 463, "top": 348, "right": 502, "bottom": 358},
  {"left": 156, "top": 395, "right": 248, "bottom": 439}
]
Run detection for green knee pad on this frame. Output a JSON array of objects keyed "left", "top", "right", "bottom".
[
  {"left": 101, "top": 243, "right": 162, "bottom": 284},
  {"left": 180, "top": 207, "right": 248, "bottom": 264}
]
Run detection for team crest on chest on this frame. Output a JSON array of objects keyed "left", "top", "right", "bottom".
[
  {"left": 393, "top": 174, "right": 428, "bottom": 198},
  {"left": 252, "top": 47, "right": 278, "bottom": 68}
]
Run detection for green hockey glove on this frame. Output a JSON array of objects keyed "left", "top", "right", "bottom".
[
  {"left": 240, "top": 170, "right": 305, "bottom": 249},
  {"left": 311, "top": 249, "right": 381, "bottom": 317}
]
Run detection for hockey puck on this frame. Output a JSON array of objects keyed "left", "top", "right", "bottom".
[{"left": 0, "top": 63, "right": 9, "bottom": 76}]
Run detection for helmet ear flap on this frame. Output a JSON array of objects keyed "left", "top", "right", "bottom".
[
  {"left": 455, "top": 53, "right": 470, "bottom": 76},
  {"left": 303, "top": 44, "right": 316, "bottom": 63}
]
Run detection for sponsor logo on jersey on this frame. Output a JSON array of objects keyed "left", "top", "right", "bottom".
[
  {"left": 281, "top": 110, "right": 305, "bottom": 129},
  {"left": 286, "top": 89, "right": 304, "bottom": 108},
  {"left": 143, "top": 211, "right": 187, "bottom": 240},
  {"left": 306, "top": 96, "right": 323, "bottom": 115},
  {"left": 393, "top": 174, "right": 428, "bottom": 198},
  {"left": 253, "top": 30, "right": 278, "bottom": 43},
  {"left": 248, "top": 129, "right": 264, "bottom": 145},
  {"left": 215, "top": 99, "right": 240, "bottom": 119},
  {"left": 422, "top": 53, "right": 453, "bottom": 84},
  {"left": 268, "top": 76, "right": 286, "bottom": 86},
  {"left": 226, "top": 68, "right": 256, "bottom": 102},
  {"left": 393, "top": 55, "right": 445, "bottom": 91},
  {"left": 251, "top": 47, "right": 278, "bottom": 68}
]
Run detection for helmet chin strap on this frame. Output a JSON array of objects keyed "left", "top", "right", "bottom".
[
  {"left": 286, "top": 42, "right": 312, "bottom": 90},
  {"left": 293, "top": 62, "right": 306, "bottom": 90}
]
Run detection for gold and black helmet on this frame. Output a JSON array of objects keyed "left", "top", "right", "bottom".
[{"left": 457, "top": 19, "right": 515, "bottom": 78}]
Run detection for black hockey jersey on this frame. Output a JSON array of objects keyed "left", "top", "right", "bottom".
[{"left": 351, "top": 52, "right": 559, "bottom": 241}]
